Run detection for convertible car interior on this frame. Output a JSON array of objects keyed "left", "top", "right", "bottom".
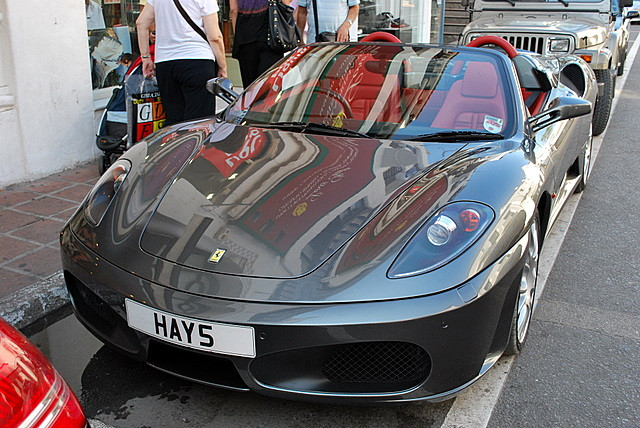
[{"left": 229, "top": 44, "right": 522, "bottom": 140}]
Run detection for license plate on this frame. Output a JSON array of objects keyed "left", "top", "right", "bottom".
[{"left": 125, "top": 299, "right": 256, "bottom": 358}]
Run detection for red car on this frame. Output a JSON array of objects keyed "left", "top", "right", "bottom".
[{"left": 0, "top": 318, "right": 87, "bottom": 428}]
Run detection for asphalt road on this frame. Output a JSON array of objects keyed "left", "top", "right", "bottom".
[
  {"left": 29, "top": 30, "right": 640, "bottom": 427},
  {"left": 487, "top": 29, "right": 640, "bottom": 427}
]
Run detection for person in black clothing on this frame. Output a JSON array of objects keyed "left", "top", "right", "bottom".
[{"left": 230, "top": 0, "right": 292, "bottom": 87}]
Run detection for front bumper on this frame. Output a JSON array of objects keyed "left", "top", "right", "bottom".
[{"left": 60, "top": 225, "right": 525, "bottom": 404}]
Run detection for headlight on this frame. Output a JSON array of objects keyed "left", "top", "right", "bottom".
[
  {"left": 388, "top": 202, "right": 494, "bottom": 278},
  {"left": 548, "top": 38, "right": 570, "bottom": 53},
  {"left": 83, "top": 159, "right": 130, "bottom": 226}
]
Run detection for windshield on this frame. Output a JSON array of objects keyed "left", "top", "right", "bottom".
[{"left": 223, "top": 44, "right": 516, "bottom": 141}]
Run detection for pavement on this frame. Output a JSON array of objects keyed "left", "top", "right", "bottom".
[{"left": 0, "top": 163, "right": 101, "bottom": 333}]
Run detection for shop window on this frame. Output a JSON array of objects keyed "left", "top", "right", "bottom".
[
  {"left": 358, "top": 0, "right": 442, "bottom": 43},
  {"left": 87, "top": 0, "right": 142, "bottom": 90}
]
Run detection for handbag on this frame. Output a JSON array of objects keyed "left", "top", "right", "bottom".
[
  {"left": 317, "top": 32, "right": 337, "bottom": 42},
  {"left": 267, "top": 0, "right": 302, "bottom": 53}
]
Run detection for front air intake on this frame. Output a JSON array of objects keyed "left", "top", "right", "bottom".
[{"left": 322, "top": 341, "right": 430, "bottom": 384}]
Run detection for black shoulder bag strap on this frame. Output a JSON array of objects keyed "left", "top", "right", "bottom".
[
  {"left": 311, "top": 0, "right": 320, "bottom": 42},
  {"left": 172, "top": 0, "right": 208, "bottom": 42}
]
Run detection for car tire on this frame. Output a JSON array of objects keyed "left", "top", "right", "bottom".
[
  {"left": 592, "top": 69, "right": 613, "bottom": 136},
  {"left": 504, "top": 212, "right": 540, "bottom": 356},
  {"left": 575, "top": 125, "right": 593, "bottom": 193}
]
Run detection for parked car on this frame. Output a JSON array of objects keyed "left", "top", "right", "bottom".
[
  {"left": 626, "top": 0, "right": 640, "bottom": 22},
  {"left": 460, "top": 0, "right": 639, "bottom": 136},
  {"left": 0, "top": 318, "right": 87, "bottom": 428},
  {"left": 61, "top": 34, "right": 596, "bottom": 404}
]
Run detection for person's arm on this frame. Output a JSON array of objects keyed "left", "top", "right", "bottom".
[
  {"left": 202, "top": 12, "right": 228, "bottom": 78},
  {"left": 136, "top": 4, "right": 155, "bottom": 77},
  {"left": 296, "top": 5, "right": 308, "bottom": 42},
  {"left": 229, "top": 0, "right": 238, "bottom": 33},
  {"left": 336, "top": 4, "right": 359, "bottom": 42}
]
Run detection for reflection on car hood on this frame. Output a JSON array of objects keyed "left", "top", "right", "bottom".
[{"left": 139, "top": 122, "right": 466, "bottom": 279}]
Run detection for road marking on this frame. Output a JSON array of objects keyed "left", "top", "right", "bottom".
[{"left": 441, "top": 35, "right": 640, "bottom": 428}]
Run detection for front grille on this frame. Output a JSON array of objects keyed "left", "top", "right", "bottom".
[
  {"left": 499, "top": 35, "right": 546, "bottom": 54},
  {"left": 322, "top": 342, "right": 430, "bottom": 384}
]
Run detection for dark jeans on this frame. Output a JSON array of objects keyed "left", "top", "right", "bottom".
[
  {"left": 235, "top": 41, "right": 283, "bottom": 87},
  {"left": 155, "top": 59, "right": 217, "bottom": 126}
]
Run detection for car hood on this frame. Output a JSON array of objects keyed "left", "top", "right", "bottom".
[{"left": 138, "top": 121, "right": 467, "bottom": 279}]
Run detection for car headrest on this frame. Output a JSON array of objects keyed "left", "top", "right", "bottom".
[
  {"left": 512, "top": 55, "right": 552, "bottom": 92},
  {"left": 325, "top": 56, "right": 356, "bottom": 78},
  {"left": 462, "top": 62, "right": 498, "bottom": 98},
  {"left": 364, "top": 60, "right": 390, "bottom": 74}
]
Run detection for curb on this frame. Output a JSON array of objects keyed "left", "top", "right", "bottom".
[{"left": 0, "top": 271, "right": 72, "bottom": 335}]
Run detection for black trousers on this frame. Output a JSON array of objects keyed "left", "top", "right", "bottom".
[
  {"left": 155, "top": 59, "right": 217, "bottom": 126},
  {"left": 234, "top": 41, "right": 282, "bottom": 87}
]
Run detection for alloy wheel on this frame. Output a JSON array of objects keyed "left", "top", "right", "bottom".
[{"left": 516, "top": 219, "right": 539, "bottom": 344}]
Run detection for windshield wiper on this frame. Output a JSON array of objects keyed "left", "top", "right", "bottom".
[
  {"left": 404, "top": 130, "right": 504, "bottom": 142},
  {"left": 256, "top": 121, "right": 371, "bottom": 139},
  {"left": 557, "top": 0, "right": 569, "bottom": 6}
]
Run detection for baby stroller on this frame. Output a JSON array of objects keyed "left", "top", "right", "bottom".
[{"left": 96, "top": 46, "right": 164, "bottom": 174}]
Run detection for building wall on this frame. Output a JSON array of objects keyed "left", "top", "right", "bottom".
[{"left": 0, "top": 0, "right": 99, "bottom": 187}]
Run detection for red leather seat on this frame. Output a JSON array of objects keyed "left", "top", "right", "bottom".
[
  {"left": 350, "top": 59, "right": 402, "bottom": 123},
  {"left": 431, "top": 62, "right": 506, "bottom": 130}
]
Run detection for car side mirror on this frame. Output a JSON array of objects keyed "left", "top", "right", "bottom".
[
  {"left": 528, "top": 97, "right": 592, "bottom": 133},
  {"left": 620, "top": 0, "right": 633, "bottom": 7},
  {"left": 460, "top": 0, "right": 471, "bottom": 8},
  {"left": 206, "top": 77, "right": 239, "bottom": 104},
  {"left": 626, "top": 10, "right": 640, "bottom": 19}
]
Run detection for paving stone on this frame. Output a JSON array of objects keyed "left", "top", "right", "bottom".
[
  {"left": 0, "top": 268, "right": 36, "bottom": 298},
  {"left": 0, "top": 209, "right": 40, "bottom": 233},
  {"left": 57, "top": 165, "right": 100, "bottom": 184},
  {"left": 52, "top": 207, "right": 79, "bottom": 223},
  {"left": 8, "top": 247, "right": 63, "bottom": 278},
  {"left": 0, "top": 236, "right": 40, "bottom": 263},
  {"left": 17, "top": 196, "right": 78, "bottom": 217},
  {"left": 51, "top": 184, "right": 92, "bottom": 203},
  {"left": 0, "top": 190, "right": 38, "bottom": 207},
  {"left": 24, "top": 178, "right": 68, "bottom": 194},
  {"left": 10, "top": 218, "right": 66, "bottom": 245}
]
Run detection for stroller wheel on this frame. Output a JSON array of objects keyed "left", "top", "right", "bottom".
[{"left": 99, "top": 155, "right": 112, "bottom": 175}]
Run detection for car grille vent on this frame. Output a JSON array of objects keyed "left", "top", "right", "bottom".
[
  {"left": 499, "top": 35, "right": 545, "bottom": 55},
  {"left": 322, "top": 342, "right": 430, "bottom": 384}
]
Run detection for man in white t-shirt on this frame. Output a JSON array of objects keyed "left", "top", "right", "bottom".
[
  {"left": 86, "top": 0, "right": 106, "bottom": 30},
  {"left": 136, "top": 0, "right": 227, "bottom": 125},
  {"left": 297, "top": 0, "right": 359, "bottom": 42}
]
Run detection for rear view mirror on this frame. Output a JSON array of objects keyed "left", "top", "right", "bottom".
[
  {"left": 621, "top": 0, "right": 633, "bottom": 7},
  {"left": 528, "top": 97, "right": 591, "bottom": 133},
  {"left": 206, "top": 77, "right": 239, "bottom": 104},
  {"left": 460, "top": 0, "right": 470, "bottom": 7}
]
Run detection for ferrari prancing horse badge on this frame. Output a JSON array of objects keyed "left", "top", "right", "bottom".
[{"left": 208, "top": 249, "right": 226, "bottom": 263}]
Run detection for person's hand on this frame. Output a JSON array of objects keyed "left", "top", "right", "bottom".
[
  {"left": 336, "top": 23, "right": 350, "bottom": 42},
  {"left": 217, "top": 67, "right": 228, "bottom": 78},
  {"left": 142, "top": 57, "right": 155, "bottom": 78}
]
